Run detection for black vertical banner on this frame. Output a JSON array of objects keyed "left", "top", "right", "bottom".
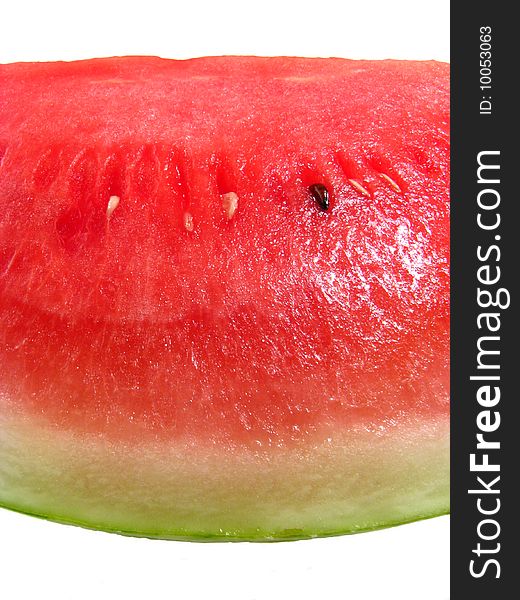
[{"left": 451, "top": 3, "right": 516, "bottom": 597}]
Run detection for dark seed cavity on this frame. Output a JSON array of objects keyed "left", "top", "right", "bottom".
[{"left": 309, "top": 183, "right": 330, "bottom": 211}]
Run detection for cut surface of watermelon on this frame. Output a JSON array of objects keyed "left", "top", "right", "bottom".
[{"left": 0, "top": 56, "right": 449, "bottom": 540}]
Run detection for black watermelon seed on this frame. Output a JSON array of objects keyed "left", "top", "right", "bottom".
[{"left": 308, "top": 183, "right": 329, "bottom": 211}]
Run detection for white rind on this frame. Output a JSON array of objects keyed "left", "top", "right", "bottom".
[{"left": 0, "top": 409, "right": 449, "bottom": 540}]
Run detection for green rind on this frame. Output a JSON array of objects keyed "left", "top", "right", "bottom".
[{"left": 0, "top": 500, "right": 449, "bottom": 542}]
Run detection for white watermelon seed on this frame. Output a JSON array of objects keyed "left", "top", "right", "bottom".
[
  {"left": 220, "top": 191, "right": 238, "bottom": 220},
  {"left": 106, "top": 195, "right": 120, "bottom": 218},
  {"left": 348, "top": 179, "right": 371, "bottom": 198},
  {"left": 183, "top": 211, "right": 194, "bottom": 231},
  {"left": 380, "top": 173, "right": 402, "bottom": 193}
]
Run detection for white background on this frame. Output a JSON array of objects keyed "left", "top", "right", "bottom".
[{"left": 0, "top": 1, "right": 450, "bottom": 599}]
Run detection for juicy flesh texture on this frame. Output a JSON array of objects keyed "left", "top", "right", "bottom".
[{"left": 0, "top": 57, "right": 449, "bottom": 448}]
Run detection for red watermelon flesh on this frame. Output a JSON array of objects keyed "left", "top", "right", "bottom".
[{"left": 0, "top": 57, "right": 449, "bottom": 540}]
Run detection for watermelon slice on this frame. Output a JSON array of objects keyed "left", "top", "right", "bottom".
[{"left": 0, "top": 56, "right": 449, "bottom": 540}]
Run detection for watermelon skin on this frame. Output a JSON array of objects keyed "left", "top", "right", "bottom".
[{"left": 0, "top": 57, "right": 449, "bottom": 540}]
